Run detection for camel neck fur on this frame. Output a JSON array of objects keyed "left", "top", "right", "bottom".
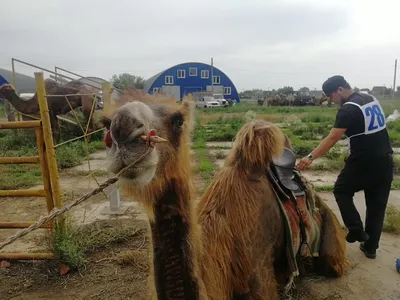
[
  {"left": 150, "top": 176, "right": 204, "bottom": 299},
  {"left": 0, "top": 85, "right": 38, "bottom": 114},
  {"left": 124, "top": 147, "right": 205, "bottom": 299}
]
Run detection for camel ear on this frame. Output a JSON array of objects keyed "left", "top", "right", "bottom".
[
  {"left": 170, "top": 111, "right": 184, "bottom": 133},
  {"left": 100, "top": 115, "right": 112, "bottom": 130},
  {"left": 178, "top": 98, "right": 195, "bottom": 132}
]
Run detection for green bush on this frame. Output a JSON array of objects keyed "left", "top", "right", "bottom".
[
  {"left": 60, "top": 110, "right": 104, "bottom": 142},
  {"left": 0, "top": 130, "right": 37, "bottom": 152},
  {"left": 324, "top": 145, "right": 342, "bottom": 160},
  {"left": 292, "top": 142, "right": 318, "bottom": 157},
  {"left": 383, "top": 204, "right": 400, "bottom": 234}
]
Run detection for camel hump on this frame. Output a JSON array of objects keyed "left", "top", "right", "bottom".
[{"left": 228, "top": 120, "right": 285, "bottom": 169}]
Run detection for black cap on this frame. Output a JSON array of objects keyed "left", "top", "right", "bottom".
[{"left": 322, "top": 75, "right": 351, "bottom": 96}]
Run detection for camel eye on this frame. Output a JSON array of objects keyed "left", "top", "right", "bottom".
[{"left": 137, "top": 124, "right": 144, "bottom": 129}]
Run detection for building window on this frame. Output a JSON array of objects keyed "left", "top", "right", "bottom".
[
  {"left": 201, "top": 70, "right": 209, "bottom": 78},
  {"left": 224, "top": 87, "right": 231, "bottom": 95},
  {"left": 153, "top": 87, "right": 161, "bottom": 94},
  {"left": 213, "top": 76, "right": 220, "bottom": 84},
  {"left": 177, "top": 69, "right": 185, "bottom": 78},
  {"left": 165, "top": 76, "right": 173, "bottom": 84},
  {"left": 189, "top": 67, "right": 197, "bottom": 76}
]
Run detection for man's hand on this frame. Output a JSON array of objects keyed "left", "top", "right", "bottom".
[
  {"left": 296, "top": 157, "right": 313, "bottom": 171},
  {"left": 295, "top": 128, "right": 346, "bottom": 172}
]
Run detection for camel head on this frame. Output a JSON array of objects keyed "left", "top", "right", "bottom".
[
  {"left": 0, "top": 84, "right": 16, "bottom": 99},
  {"left": 225, "top": 120, "right": 286, "bottom": 171},
  {"left": 100, "top": 92, "right": 194, "bottom": 190}
]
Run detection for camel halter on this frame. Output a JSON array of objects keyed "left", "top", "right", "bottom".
[{"left": 104, "top": 128, "right": 167, "bottom": 149}]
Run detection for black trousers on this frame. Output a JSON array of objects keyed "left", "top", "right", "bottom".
[{"left": 333, "top": 154, "right": 393, "bottom": 250}]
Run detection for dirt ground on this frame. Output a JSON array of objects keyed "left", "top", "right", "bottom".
[
  {"left": 0, "top": 150, "right": 400, "bottom": 300},
  {"left": 0, "top": 219, "right": 151, "bottom": 300}
]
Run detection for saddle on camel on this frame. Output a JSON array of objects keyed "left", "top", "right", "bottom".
[{"left": 269, "top": 147, "right": 322, "bottom": 277}]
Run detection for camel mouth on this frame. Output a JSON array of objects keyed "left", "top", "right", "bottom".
[
  {"left": 118, "top": 165, "right": 158, "bottom": 187},
  {"left": 117, "top": 163, "right": 158, "bottom": 184}
]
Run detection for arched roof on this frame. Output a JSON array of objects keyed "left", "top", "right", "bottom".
[
  {"left": 0, "top": 68, "right": 36, "bottom": 93},
  {"left": 144, "top": 61, "right": 238, "bottom": 93}
]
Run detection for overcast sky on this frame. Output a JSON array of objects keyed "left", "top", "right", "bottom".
[{"left": 1, "top": 0, "right": 399, "bottom": 91}]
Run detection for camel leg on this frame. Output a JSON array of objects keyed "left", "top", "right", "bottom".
[
  {"left": 316, "top": 202, "right": 349, "bottom": 277},
  {"left": 81, "top": 95, "right": 95, "bottom": 142},
  {"left": 49, "top": 111, "right": 61, "bottom": 143},
  {"left": 233, "top": 263, "right": 279, "bottom": 300}
]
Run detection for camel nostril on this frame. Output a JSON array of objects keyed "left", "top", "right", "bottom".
[{"left": 149, "top": 129, "right": 157, "bottom": 136}]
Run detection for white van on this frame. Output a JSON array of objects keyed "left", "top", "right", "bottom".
[
  {"left": 195, "top": 96, "right": 221, "bottom": 108},
  {"left": 212, "top": 93, "right": 228, "bottom": 107}
]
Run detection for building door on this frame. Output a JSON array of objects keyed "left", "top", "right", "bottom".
[
  {"left": 183, "top": 86, "right": 202, "bottom": 96},
  {"left": 206, "top": 85, "right": 223, "bottom": 94},
  {"left": 162, "top": 85, "right": 181, "bottom": 101}
]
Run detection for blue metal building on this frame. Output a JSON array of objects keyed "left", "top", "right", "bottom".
[{"left": 144, "top": 62, "right": 240, "bottom": 103}]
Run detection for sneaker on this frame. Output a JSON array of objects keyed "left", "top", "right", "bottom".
[
  {"left": 346, "top": 230, "right": 369, "bottom": 243},
  {"left": 359, "top": 242, "right": 376, "bottom": 259}
]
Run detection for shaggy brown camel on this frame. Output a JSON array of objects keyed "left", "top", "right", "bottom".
[
  {"left": 0, "top": 79, "right": 98, "bottom": 142},
  {"left": 100, "top": 92, "right": 348, "bottom": 300}
]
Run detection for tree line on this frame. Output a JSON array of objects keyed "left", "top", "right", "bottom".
[{"left": 111, "top": 73, "right": 146, "bottom": 91}]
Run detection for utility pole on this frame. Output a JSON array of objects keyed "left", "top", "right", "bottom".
[
  {"left": 211, "top": 57, "right": 214, "bottom": 94},
  {"left": 393, "top": 59, "right": 397, "bottom": 99}
]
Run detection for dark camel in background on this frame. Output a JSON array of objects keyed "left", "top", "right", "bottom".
[{"left": 0, "top": 79, "right": 99, "bottom": 142}]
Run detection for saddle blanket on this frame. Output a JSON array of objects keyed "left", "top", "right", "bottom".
[{"left": 276, "top": 193, "right": 322, "bottom": 277}]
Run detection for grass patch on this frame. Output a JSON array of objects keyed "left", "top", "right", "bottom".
[
  {"left": 300, "top": 114, "right": 335, "bottom": 124},
  {"left": 0, "top": 165, "right": 42, "bottom": 190},
  {"left": 0, "top": 130, "right": 42, "bottom": 189},
  {"left": 0, "top": 103, "right": 5, "bottom": 118},
  {"left": 0, "top": 128, "right": 106, "bottom": 190},
  {"left": 292, "top": 141, "right": 319, "bottom": 157},
  {"left": 206, "top": 145, "right": 232, "bottom": 150},
  {"left": 195, "top": 148, "right": 216, "bottom": 185},
  {"left": 56, "top": 140, "right": 105, "bottom": 169},
  {"left": 198, "top": 102, "right": 339, "bottom": 116},
  {"left": 309, "top": 155, "right": 346, "bottom": 171},
  {"left": 50, "top": 219, "right": 145, "bottom": 269},
  {"left": 383, "top": 204, "right": 400, "bottom": 234},
  {"left": 193, "top": 134, "right": 218, "bottom": 188},
  {"left": 195, "top": 117, "right": 244, "bottom": 142},
  {"left": 314, "top": 185, "right": 334, "bottom": 192}
]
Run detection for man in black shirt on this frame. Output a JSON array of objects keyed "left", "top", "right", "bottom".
[{"left": 296, "top": 75, "right": 393, "bottom": 259}]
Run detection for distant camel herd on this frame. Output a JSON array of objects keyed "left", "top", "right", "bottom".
[{"left": 257, "top": 93, "right": 330, "bottom": 107}]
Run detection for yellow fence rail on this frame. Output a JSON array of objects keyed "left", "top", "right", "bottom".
[{"left": 0, "top": 72, "right": 64, "bottom": 260}]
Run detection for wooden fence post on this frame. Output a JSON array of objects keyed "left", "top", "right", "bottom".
[{"left": 34, "top": 72, "right": 64, "bottom": 227}]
